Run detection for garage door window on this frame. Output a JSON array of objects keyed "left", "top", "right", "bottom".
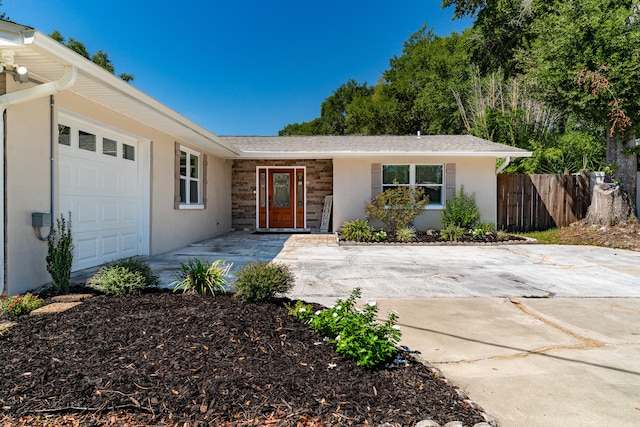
[
  {"left": 103, "top": 138, "right": 117, "bottom": 157},
  {"left": 58, "top": 125, "right": 71, "bottom": 146},
  {"left": 123, "top": 143, "right": 135, "bottom": 161},
  {"left": 79, "top": 130, "right": 96, "bottom": 152}
]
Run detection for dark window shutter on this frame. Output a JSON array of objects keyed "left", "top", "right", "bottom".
[
  {"left": 202, "top": 154, "right": 208, "bottom": 208},
  {"left": 174, "top": 142, "right": 181, "bottom": 209},
  {"left": 445, "top": 163, "right": 456, "bottom": 202},
  {"left": 371, "top": 163, "right": 382, "bottom": 200}
]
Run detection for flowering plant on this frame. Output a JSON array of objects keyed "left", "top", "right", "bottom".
[
  {"left": 289, "top": 288, "right": 401, "bottom": 368},
  {"left": 372, "top": 230, "right": 388, "bottom": 242},
  {"left": 1, "top": 293, "right": 44, "bottom": 316}
]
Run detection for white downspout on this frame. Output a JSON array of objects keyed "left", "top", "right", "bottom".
[
  {"left": 0, "top": 65, "right": 77, "bottom": 295},
  {"left": 496, "top": 156, "right": 511, "bottom": 175}
]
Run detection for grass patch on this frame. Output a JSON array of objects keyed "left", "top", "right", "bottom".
[{"left": 519, "top": 229, "right": 571, "bottom": 245}]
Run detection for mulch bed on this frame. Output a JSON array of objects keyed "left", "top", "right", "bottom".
[
  {"left": 340, "top": 231, "right": 526, "bottom": 244},
  {"left": 0, "top": 292, "right": 488, "bottom": 426}
]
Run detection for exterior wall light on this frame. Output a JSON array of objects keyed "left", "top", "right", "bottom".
[{"left": 15, "top": 65, "right": 29, "bottom": 83}]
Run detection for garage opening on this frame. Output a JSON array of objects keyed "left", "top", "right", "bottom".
[{"left": 57, "top": 112, "right": 148, "bottom": 271}]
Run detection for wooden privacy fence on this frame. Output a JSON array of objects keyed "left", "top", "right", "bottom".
[{"left": 497, "top": 173, "right": 591, "bottom": 232}]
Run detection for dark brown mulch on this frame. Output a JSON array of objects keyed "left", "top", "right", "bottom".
[
  {"left": 0, "top": 292, "right": 488, "bottom": 426},
  {"left": 340, "top": 230, "right": 526, "bottom": 244}
]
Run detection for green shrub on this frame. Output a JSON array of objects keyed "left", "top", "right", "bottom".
[
  {"left": 476, "top": 221, "right": 495, "bottom": 234},
  {"left": 365, "top": 186, "right": 428, "bottom": 232},
  {"left": 395, "top": 226, "right": 417, "bottom": 242},
  {"left": 1, "top": 293, "right": 44, "bottom": 316},
  {"left": 340, "top": 219, "right": 374, "bottom": 242},
  {"left": 172, "top": 258, "right": 231, "bottom": 296},
  {"left": 372, "top": 230, "right": 388, "bottom": 242},
  {"left": 87, "top": 266, "right": 148, "bottom": 296},
  {"left": 233, "top": 261, "right": 295, "bottom": 303},
  {"left": 109, "top": 257, "right": 159, "bottom": 287},
  {"left": 293, "top": 288, "right": 401, "bottom": 368},
  {"left": 441, "top": 185, "right": 480, "bottom": 229},
  {"left": 287, "top": 300, "right": 314, "bottom": 322},
  {"left": 496, "top": 229, "right": 510, "bottom": 240},
  {"left": 46, "top": 213, "right": 73, "bottom": 294},
  {"left": 441, "top": 224, "right": 465, "bottom": 241}
]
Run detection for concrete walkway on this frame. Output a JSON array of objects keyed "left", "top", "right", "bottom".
[{"left": 71, "top": 232, "right": 640, "bottom": 426}]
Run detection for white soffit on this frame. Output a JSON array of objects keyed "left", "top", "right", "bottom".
[{"left": 7, "top": 27, "right": 240, "bottom": 158}]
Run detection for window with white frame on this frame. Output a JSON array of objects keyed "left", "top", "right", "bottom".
[
  {"left": 179, "top": 146, "right": 201, "bottom": 205},
  {"left": 382, "top": 164, "right": 443, "bottom": 206}
]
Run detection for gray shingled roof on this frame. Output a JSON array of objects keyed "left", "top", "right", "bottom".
[{"left": 222, "top": 135, "right": 531, "bottom": 159}]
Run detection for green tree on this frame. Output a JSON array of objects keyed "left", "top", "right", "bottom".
[
  {"left": 525, "top": 0, "right": 639, "bottom": 209},
  {"left": 376, "top": 26, "right": 471, "bottom": 134},
  {"left": 0, "top": 0, "right": 9, "bottom": 21},
  {"left": 91, "top": 50, "right": 114, "bottom": 73},
  {"left": 279, "top": 79, "right": 372, "bottom": 135},
  {"left": 50, "top": 30, "right": 135, "bottom": 83},
  {"left": 279, "top": 25, "right": 471, "bottom": 136},
  {"left": 442, "top": 0, "right": 533, "bottom": 76}
]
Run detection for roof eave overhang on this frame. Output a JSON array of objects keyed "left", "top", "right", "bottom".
[
  {"left": 18, "top": 29, "right": 241, "bottom": 158},
  {"left": 233, "top": 151, "right": 533, "bottom": 160}
]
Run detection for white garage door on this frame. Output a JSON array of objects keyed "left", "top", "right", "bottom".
[{"left": 58, "top": 115, "right": 141, "bottom": 271}]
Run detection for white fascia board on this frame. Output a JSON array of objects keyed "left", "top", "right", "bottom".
[
  {"left": 235, "top": 151, "right": 533, "bottom": 159},
  {"left": 21, "top": 29, "right": 241, "bottom": 157}
]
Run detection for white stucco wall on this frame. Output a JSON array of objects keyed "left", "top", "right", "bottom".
[
  {"left": 333, "top": 156, "right": 498, "bottom": 231},
  {"left": 4, "top": 84, "right": 232, "bottom": 296}
]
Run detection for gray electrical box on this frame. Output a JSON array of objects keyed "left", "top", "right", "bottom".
[{"left": 32, "top": 212, "right": 51, "bottom": 228}]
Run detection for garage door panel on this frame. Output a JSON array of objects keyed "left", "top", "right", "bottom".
[
  {"left": 59, "top": 129, "right": 140, "bottom": 272},
  {"left": 76, "top": 200, "right": 99, "bottom": 229},
  {"left": 102, "top": 203, "right": 119, "bottom": 223},
  {"left": 77, "top": 166, "right": 99, "bottom": 190},
  {"left": 121, "top": 232, "right": 138, "bottom": 253},
  {"left": 121, "top": 202, "right": 138, "bottom": 222},
  {"left": 102, "top": 234, "right": 120, "bottom": 257},
  {"left": 75, "top": 235, "right": 99, "bottom": 265}
]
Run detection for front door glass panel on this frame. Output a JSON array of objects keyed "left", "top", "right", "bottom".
[{"left": 273, "top": 173, "right": 291, "bottom": 208}]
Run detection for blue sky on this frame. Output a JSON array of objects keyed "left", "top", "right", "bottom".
[{"left": 4, "top": 1, "right": 471, "bottom": 136}]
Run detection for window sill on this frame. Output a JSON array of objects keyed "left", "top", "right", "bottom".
[
  {"left": 179, "top": 204, "right": 205, "bottom": 210},
  {"left": 425, "top": 204, "right": 444, "bottom": 211}
]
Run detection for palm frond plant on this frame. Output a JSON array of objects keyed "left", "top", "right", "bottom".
[{"left": 172, "top": 258, "right": 232, "bottom": 296}]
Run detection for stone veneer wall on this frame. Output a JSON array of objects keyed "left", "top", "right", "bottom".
[{"left": 231, "top": 159, "right": 333, "bottom": 231}]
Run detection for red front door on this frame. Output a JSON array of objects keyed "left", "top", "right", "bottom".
[{"left": 268, "top": 169, "right": 295, "bottom": 228}]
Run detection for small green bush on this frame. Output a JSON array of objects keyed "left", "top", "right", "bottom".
[
  {"left": 340, "top": 219, "right": 374, "bottom": 242},
  {"left": 87, "top": 266, "right": 148, "bottom": 296},
  {"left": 365, "top": 186, "right": 428, "bottom": 232},
  {"left": 233, "top": 261, "right": 295, "bottom": 303},
  {"left": 46, "top": 213, "right": 74, "bottom": 294},
  {"left": 172, "top": 259, "right": 231, "bottom": 296},
  {"left": 372, "top": 230, "right": 388, "bottom": 242},
  {"left": 476, "top": 221, "right": 495, "bottom": 234},
  {"left": 290, "top": 288, "right": 401, "bottom": 368},
  {"left": 109, "top": 257, "right": 159, "bottom": 287},
  {"left": 441, "top": 185, "right": 480, "bottom": 229},
  {"left": 441, "top": 224, "right": 465, "bottom": 241},
  {"left": 1, "top": 293, "right": 44, "bottom": 316},
  {"left": 395, "top": 226, "right": 417, "bottom": 242},
  {"left": 496, "top": 229, "right": 510, "bottom": 240}
]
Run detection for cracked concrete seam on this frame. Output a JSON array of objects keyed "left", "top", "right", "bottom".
[
  {"left": 430, "top": 298, "right": 606, "bottom": 367},
  {"left": 508, "top": 298, "right": 605, "bottom": 349}
]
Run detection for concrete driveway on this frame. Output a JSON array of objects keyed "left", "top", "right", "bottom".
[{"left": 113, "top": 232, "right": 640, "bottom": 427}]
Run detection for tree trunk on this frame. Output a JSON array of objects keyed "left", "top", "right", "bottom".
[
  {"left": 584, "top": 183, "right": 634, "bottom": 226},
  {"left": 606, "top": 128, "right": 637, "bottom": 215}
]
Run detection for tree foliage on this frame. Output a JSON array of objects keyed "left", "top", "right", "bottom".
[
  {"left": 280, "top": 26, "right": 471, "bottom": 136},
  {"left": 50, "top": 30, "right": 135, "bottom": 83},
  {"left": 277, "top": 0, "right": 637, "bottom": 197},
  {"left": 523, "top": 0, "right": 638, "bottom": 207}
]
